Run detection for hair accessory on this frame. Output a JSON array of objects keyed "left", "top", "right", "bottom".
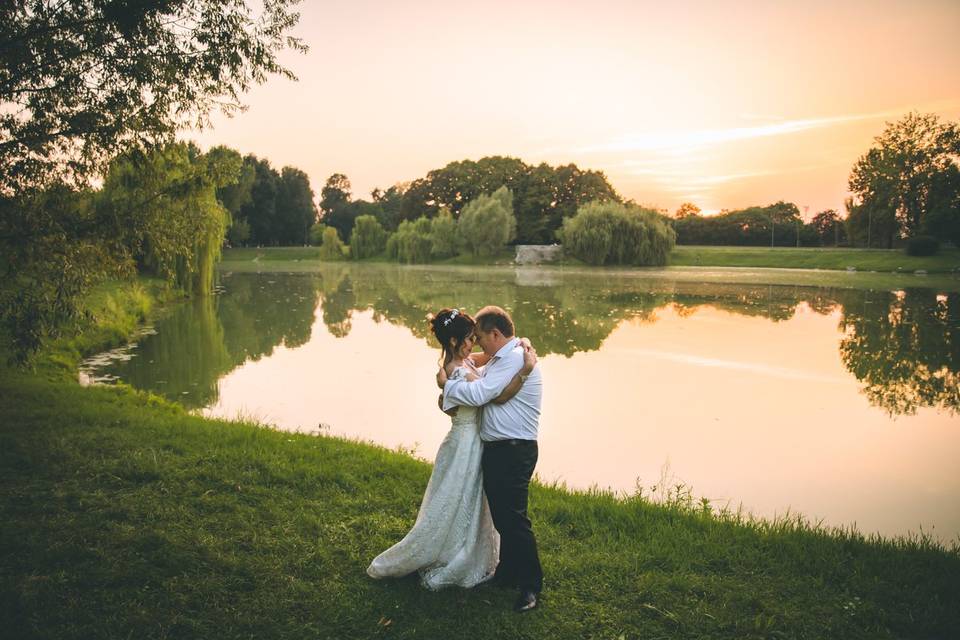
[{"left": 442, "top": 309, "right": 460, "bottom": 326}]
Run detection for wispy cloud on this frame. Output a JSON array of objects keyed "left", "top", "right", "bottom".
[{"left": 574, "top": 109, "right": 905, "bottom": 154}]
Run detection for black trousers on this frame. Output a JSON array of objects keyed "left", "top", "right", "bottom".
[{"left": 481, "top": 439, "right": 543, "bottom": 593}]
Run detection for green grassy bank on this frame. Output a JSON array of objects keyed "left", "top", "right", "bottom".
[
  {"left": 2, "top": 280, "right": 959, "bottom": 639},
  {"left": 670, "top": 245, "right": 960, "bottom": 273},
  {"left": 222, "top": 245, "right": 960, "bottom": 274}
]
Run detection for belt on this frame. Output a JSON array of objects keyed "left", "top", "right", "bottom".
[{"left": 483, "top": 438, "right": 535, "bottom": 448}]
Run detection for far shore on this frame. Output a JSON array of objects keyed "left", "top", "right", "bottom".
[{"left": 219, "top": 245, "right": 960, "bottom": 291}]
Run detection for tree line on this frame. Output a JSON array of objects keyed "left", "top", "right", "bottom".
[
  {"left": 669, "top": 112, "right": 960, "bottom": 253},
  {"left": 313, "top": 157, "right": 622, "bottom": 246}
]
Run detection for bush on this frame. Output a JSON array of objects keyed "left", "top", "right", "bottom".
[
  {"left": 389, "top": 217, "right": 434, "bottom": 263},
  {"left": 350, "top": 215, "right": 387, "bottom": 259},
  {"left": 457, "top": 186, "right": 517, "bottom": 255},
  {"left": 430, "top": 208, "right": 459, "bottom": 258},
  {"left": 561, "top": 201, "right": 676, "bottom": 266},
  {"left": 318, "top": 225, "right": 346, "bottom": 260},
  {"left": 309, "top": 222, "right": 325, "bottom": 246},
  {"left": 905, "top": 235, "right": 940, "bottom": 256}
]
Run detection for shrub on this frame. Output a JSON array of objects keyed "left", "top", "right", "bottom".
[
  {"left": 309, "top": 222, "right": 325, "bottom": 246},
  {"left": 430, "top": 208, "right": 459, "bottom": 258},
  {"left": 350, "top": 215, "right": 387, "bottom": 259},
  {"left": 390, "top": 218, "right": 434, "bottom": 263},
  {"left": 457, "top": 186, "right": 516, "bottom": 255},
  {"left": 905, "top": 235, "right": 940, "bottom": 256},
  {"left": 318, "top": 225, "right": 346, "bottom": 260},
  {"left": 561, "top": 201, "right": 676, "bottom": 266}
]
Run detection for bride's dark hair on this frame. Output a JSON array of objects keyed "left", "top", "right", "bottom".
[{"left": 427, "top": 308, "right": 476, "bottom": 365}]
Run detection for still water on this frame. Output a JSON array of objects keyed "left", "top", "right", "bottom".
[{"left": 81, "top": 264, "right": 960, "bottom": 543}]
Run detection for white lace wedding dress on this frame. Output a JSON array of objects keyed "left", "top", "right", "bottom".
[{"left": 367, "top": 364, "right": 500, "bottom": 590}]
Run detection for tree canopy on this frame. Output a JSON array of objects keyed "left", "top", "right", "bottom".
[
  {"left": 0, "top": 0, "right": 305, "bottom": 194},
  {"left": 848, "top": 112, "right": 960, "bottom": 247}
]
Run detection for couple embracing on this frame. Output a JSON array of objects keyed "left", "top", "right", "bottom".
[{"left": 367, "top": 305, "right": 544, "bottom": 613}]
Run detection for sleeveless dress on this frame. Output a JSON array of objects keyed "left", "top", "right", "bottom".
[{"left": 366, "top": 364, "right": 500, "bottom": 589}]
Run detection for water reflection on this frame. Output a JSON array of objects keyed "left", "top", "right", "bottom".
[
  {"left": 93, "top": 274, "right": 321, "bottom": 408},
  {"left": 89, "top": 266, "right": 960, "bottom": 418},
  {"left": 839, "top": 290, "right": 959, "bottom": 416},
  {"left": 310, "top": 267, "right": 960, "bottom": 418}
]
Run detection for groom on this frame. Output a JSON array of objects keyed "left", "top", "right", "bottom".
[{"left": 441, "top": 305, "right": 544, "bottom": 612}]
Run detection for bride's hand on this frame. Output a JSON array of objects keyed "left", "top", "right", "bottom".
[
  {"left": 521, "top": 342, "right": 537, "bottom": 375},
  {"left": 436, "top": 366, "right": 448, "bottom": 388}
]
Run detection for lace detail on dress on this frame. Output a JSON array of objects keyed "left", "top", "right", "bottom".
[{"left": 366, "top": 364, "right": 499, "bottom": 590}]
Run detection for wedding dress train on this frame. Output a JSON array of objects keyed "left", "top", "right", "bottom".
[{"left": 367, "top": 366, "right": 499, "bottom": 590}]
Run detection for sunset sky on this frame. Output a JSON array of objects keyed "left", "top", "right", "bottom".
[{"left": 194, "top": 0, "right": 960, "bottom": 218}]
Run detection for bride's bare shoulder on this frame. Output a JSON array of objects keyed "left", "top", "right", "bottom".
[{"left": 443, "top": 359, "right": 462, "bottom": 377}]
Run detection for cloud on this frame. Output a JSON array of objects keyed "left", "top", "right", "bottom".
[{"left": 574, "top": 109, "right": 907, "bottom": 154}]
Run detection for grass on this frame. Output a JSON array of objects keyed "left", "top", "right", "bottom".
[
  {"left": 670, "top": 245, "right": 960, "bottom": 273},
  {"left": 222, "top": 245, "right": 960, "bottom": 275},
  {"left": 1, "top": 278, "right": 959, "bottom": 639}
]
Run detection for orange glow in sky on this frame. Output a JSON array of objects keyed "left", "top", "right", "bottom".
[{"left": 194, "top": 0, "right": 960, "bottom": 218}]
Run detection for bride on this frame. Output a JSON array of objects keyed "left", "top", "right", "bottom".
[{"left": 366, "top": 307, "right": 536, "bottom": 589}]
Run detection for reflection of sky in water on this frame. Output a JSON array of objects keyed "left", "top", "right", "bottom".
[{"left": 85, "top": 269, "right": 960, "bottom": 543}]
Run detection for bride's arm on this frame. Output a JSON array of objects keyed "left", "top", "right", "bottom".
[
  {"left": 467, "top": 352, "right": 492, "bottom": 367},
  {"left": 491, "top": 343, "right": 537, "bottom": 404}
]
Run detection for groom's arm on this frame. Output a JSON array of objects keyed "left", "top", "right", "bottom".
[{"left": 442, "top": 352, "right": 523, "bottom": 411}]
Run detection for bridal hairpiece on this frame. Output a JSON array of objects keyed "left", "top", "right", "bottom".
[{"left": 442, "top": 309, "right": 460, "bottom": 326}]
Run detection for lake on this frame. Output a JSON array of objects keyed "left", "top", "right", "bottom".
[{"left": 80, "top": 264, "right": 960, "bottom": 544}]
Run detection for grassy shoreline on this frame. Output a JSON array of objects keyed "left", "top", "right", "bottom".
[
  {"left": 220, "top": 247, "right": 960, "bottom": 292},
  {"left": 2, "top": 279, "right": 959, "bottom": 638},
  {"left": 221, "top": 244, "right": 960, "bottom": 273}
]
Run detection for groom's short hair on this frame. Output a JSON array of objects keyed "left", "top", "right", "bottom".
[{"left": 475, "top": 306, "right": 515, "bottom": 337}]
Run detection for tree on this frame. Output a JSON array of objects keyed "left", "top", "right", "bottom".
[
  {"left": 849, "top": 112, "right": 960, "bottom": 244},
  {"left": 513, "top": 163, "right": 559, "bottom": 245},
  {"left": 371, "top": 184, "right": 407, "bottom": 231},
  {"left": 0, "top": 0, "right": 305, "bottom": 195},
  {"left": 276, "top": 167, "right": 318, "bottom": 245},
  {"left": 809, "top": 209, "right": 847, "bottom": 246},
  {"left": 320, "top": 173, "right": 356, "bottom": 241},
  {"left": 350, "top": 215, "right": 387, "bottom": 259},
  {"left": 97, "top": 143, "right": 233, "bottom": 296},
  {"left": 430, "top": 208, "right": 459, "bottom": 258},
  {"left": 560, "top": 201, "right": 676, "bottom": 266},
  {"left": 386, "top": 218, "right": 434, "bottom": 264},
  {"left": 674, "top": 202, "right": 701, "bottom": 219},
  {"left": 241, "top": 157, "right": 280, "bottom": 246},
  {"left": 845, "top": 195, "right": 898, "bottom": 249},
  {"left": 210, "top": 147, "right": 255, "bottom": 246},
  {"left": 457, "top": 187, "right": 517, "bottom": 256},
  {"left": 318, "top": 225, "right": 345, "bottom": 260}
]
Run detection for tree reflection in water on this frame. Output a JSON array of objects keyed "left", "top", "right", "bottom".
[{"left": 90, "top": 265, "right": 959, "bottom": 417}]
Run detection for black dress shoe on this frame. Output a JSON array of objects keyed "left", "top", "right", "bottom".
[{"left": 513, "top": 590, "right": 538, "bottom": 612}]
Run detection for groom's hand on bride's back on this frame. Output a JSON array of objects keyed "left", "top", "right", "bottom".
[{"left": 438, "top": 392, "right": 458, "bottom": 416}]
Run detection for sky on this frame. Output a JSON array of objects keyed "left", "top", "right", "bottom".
[{"left": 193, "top": 0, "right": 960, "bottom": 218}]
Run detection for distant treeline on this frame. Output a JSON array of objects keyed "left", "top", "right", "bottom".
[
  {"left": 232, "top": 155, "right": 622, "bottom": 247},
  {"left": 669, "top": 202, "right": 846, "bottom": 248}
]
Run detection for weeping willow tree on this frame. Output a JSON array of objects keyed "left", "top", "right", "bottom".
[
  {"left": 560, "top": 201, "right": 676, "bottom": 266},
  {"left": 97, "top": 143, "right": 238, "bottom": 295}
]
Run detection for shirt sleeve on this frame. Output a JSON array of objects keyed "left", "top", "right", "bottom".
[{"left": 442, "top": 350, "right": 523, "bottom": 410}]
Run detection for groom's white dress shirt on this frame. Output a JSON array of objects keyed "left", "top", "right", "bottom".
[{"left": 442, "top": 337, "right": 543, "bottom": 442}]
